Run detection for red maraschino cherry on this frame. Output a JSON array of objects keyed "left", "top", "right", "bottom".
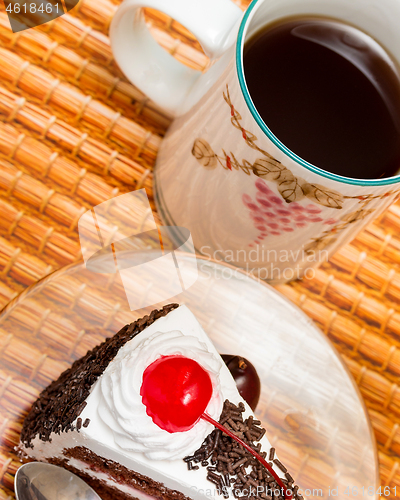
[
  {"left": 140, "top": 355, "right": 291, "bottom": 500},
  {"left": 140, "top": 355, "right": 213, "bottom": 433}
]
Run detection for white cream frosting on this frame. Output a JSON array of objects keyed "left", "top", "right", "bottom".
[{"left": 97, "top": 329, "right": 223, "bottom": 460}]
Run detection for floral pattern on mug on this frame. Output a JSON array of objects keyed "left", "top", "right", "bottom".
[
  {"left": 244, "top": 178, "right": 338, "bottom": 247},
  {"left": 192, "top": 85, "right": 345, "bottom": 209}
]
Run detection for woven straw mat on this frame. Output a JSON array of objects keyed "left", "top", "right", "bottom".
[{"left": 0, "top": 0, "right": 399, "bottom": 498}]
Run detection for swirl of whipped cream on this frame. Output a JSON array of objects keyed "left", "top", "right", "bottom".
[{"left": 97, "top": 329, "right": 223, "bottom": 460}]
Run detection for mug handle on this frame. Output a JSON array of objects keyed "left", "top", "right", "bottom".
[{"left": 109, "top": 0, "right": 242, "bottom": 116}]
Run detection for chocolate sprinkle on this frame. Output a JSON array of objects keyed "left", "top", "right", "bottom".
[
  {"left": 83, "top": 418, "right": 90, "bottom": 428},
  {"left": 20, "top": 304, "right": 179, "bottom": 447},
  {"left": 273, "top": 459, "right": 287, "bottom": 474},
  {"left": 285, "top": 472, "right": 294, "bottom": 484},
  {"left": 184, "top": 400, "right": 301, "bottom": 500}
]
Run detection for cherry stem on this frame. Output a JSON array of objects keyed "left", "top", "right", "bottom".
[{"left": 201, "top": 413, "right": 292, "bottom": 500}]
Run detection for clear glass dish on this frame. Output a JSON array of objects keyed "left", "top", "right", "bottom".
[{"left": 0, "top": 254, "right": 378, "bottom": 499}]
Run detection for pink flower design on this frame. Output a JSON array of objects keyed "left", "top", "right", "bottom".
[{"left": 243, "top": 179, "right": 336, "bottom": 245}]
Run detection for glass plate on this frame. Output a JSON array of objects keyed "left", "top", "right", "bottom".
[{"left": 0, "top": 255, "right": 378, "bottom": 499}]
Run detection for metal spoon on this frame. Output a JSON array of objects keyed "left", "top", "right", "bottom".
[{"left": 15, "top": 462, "right": 102, "bottom": 500}]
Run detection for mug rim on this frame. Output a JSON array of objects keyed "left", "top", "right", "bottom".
[{"left": 236, "top": 0, "right": 400, "bottom": 187}]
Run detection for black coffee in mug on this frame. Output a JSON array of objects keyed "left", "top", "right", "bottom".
[{"left": 243, "top": 17, "right": 400, "bottom": 179}]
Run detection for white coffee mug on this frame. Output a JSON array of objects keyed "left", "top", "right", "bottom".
[{"left": 110, "top": 0, "right": 400, "bottom": 284}]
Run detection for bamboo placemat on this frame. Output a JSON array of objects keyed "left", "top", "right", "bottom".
[{"left": 0, "top": 0, "right": 399, "bottom": 497}]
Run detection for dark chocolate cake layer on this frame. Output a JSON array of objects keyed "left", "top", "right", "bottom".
[
  {"left": 21, "top": 304, "right": 179, "bottom": 447},
  {"left": 49, "top": 447, "right": 192, "bottom": 500}
]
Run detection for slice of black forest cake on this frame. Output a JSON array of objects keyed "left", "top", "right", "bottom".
[{"left": 19, "top": 304, "right": 299, "bottom": 500}]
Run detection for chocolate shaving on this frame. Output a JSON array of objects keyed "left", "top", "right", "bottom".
[
  {"left": 20, "top": 304, "right": 179, "bottom": 447},
  {"left": 184, "top": 400, "right": 301, "bottom": 500},
  {"left": 285, "top": 472, "right": 294, "bottom": 484},
  {"left": 273, "top": 459, "right": 287, "bottom": 473}
]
